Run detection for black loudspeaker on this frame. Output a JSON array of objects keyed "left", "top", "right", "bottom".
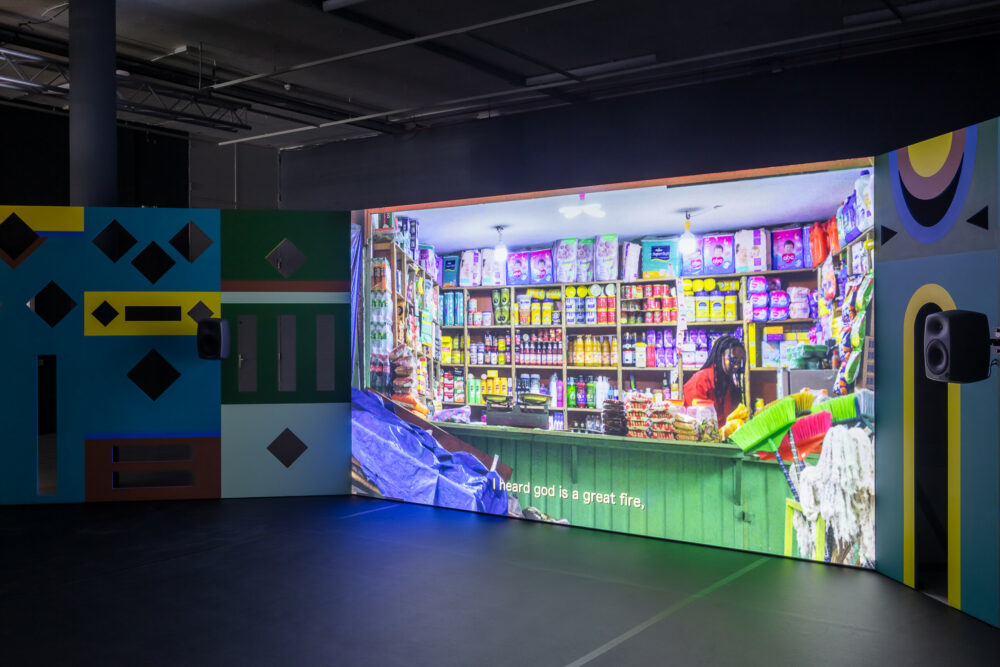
[
  {"left": 924, "top": 310, "right": 990, "bottom": 383},
  {"left": 197, "top": 318, "right": 230, "bottom": 360}
]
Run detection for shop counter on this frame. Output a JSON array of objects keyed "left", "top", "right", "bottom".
[{"left": 438, "top": 423, "right": 793, "bottom": 556}]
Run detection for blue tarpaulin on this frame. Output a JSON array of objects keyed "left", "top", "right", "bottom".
[{"left": 351, "top": 388, "right": 508, "bottom": 515}]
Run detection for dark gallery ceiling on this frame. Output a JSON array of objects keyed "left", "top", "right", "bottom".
[{"left": 1, "top": 0, "right": 1000, "bottom": 150}]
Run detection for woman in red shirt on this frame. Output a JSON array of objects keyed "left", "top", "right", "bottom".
[{"left": 683, "top": 335, "right": 746, "bottom": 419}]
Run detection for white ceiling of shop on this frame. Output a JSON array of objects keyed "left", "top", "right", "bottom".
[{"left": 403, "top": 167, "right": 866, "bottom": 253}]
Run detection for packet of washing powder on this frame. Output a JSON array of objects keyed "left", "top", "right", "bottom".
[
  {"left": 594, "top": 234, "right": 619, "bottom": 281},
  {"left": 576, "top": 239, "right": 595, "bottom": 283},
  {"left": 552, "top": 238, "right": 578, "bottom": 283}
]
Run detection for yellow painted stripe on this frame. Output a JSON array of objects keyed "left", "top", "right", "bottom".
[
  {"left": 902, "top": 284, "right": 960, "bottom": 609},
  {"left": 0, "top": 206, "right": 84, "bottom": 232},
  {"left": 947, "top": 381, "right": 961, "bottom": 609},
  {"left": 84, "top": 292, "right": 221, "bottom": 336}
]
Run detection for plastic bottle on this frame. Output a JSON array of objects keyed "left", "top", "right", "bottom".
[
  {"left": 602, "top": 337, "right": 611, "bottom": 367},
  {"left": 576, "top": 376, "right": 586, "bottom": 408},
  {"left": 636, "top": 339, "right": 647, "bottom": 368},
  {"left": 611, "top": 335, "right": 619, "bottom": 365},
  {"left": 549, "top": 373, "right": 559, "bottom": 408},
  {"left": 566, "top": 376, "right": 575, "bottom": 407},
  {"left": 557, "top": 379, "right": 564, "bottom": 408},
  {"left": 586, "top": 376, "right": 596, "bottom": 409}
]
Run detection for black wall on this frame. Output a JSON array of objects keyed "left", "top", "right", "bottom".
[
  {"left": 280, "top": 33, "right": 1000, "bottom": 210},
  {"left": 0, "top": 104, "right": 188, "bottom": 207}
]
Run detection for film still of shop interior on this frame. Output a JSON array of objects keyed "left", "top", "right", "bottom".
[{"left": 354, "top": 164, "right": 875, "bottom": 566}]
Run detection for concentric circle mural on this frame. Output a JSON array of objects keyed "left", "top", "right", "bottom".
[{"left": 889, "top": 125, "right": 977, "bottom": 244}]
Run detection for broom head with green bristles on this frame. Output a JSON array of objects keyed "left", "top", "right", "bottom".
[
  {"left": 729, "top": 397, "right": 797, "bottom": 453},
  {"left": 810, "top": 394, "right": 857, "bottom": 422}
]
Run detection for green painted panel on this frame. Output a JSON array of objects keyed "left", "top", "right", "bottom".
[
  {"left": 221, "top": 303, "right": 350, "bottom": 404},
  {"left": 453, "top": 426, "right": 793, "bottom": 556},
  {"left": 221, "top": 210, "right": 350, "bottom": 282}
]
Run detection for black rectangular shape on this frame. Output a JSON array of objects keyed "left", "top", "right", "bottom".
[
  {"left": 37, "top": 355, "right": 57, "bottom": 496},
  {"left": 316, "top": 314, "right": 336, "bottom": 391},
  {"left": 112, "top": 470, "right": 194, "bottom": 489},
  {"left": 112, "top": 444, "right": 193, "bottom": 463},
  {"left": 125, "top": 306, "right": 182, "bottom": 321}
]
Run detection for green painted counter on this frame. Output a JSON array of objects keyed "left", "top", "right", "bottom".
[{"left": 439, "top": 423, "right": 794, "bottom": 556}]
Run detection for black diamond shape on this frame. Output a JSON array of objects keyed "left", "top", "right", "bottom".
[
  {"left": 265, "top": 238, "right": 307, "bottom": 279},
  {"left": 92, "top": 219, "right": 137, "bottom": 263},
  {"left": 267, "top": 428, "right": 308, "bottom": 468},
  {"left": 0, "top": 213, "right": 41, "bottom": 264},
  {"left": 187, "top": 301, "right": 214, "bottom": 322},
  {"left": 131, "top": 242, "right": 176, "bottom": 284},
  {"left": 169, "top": 221, "right": 214, "bottom": 263},
  {"left": 91, "top": 300, "right": 119, "bottom": 327},
  {"left": 127, "top": 349, "right": 180, "bottom": 401},
  {"left": 27, "top": 281, "right": 77, "bottom": 327}
]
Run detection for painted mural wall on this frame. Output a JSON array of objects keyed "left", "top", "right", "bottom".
[
  {"left": 874, "top": 119, "right": 1000, "bottom": 627},
  {"left": 0, "top": 206, "right": 350, "bottom": 504}
]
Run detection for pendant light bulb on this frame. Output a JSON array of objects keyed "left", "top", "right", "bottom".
[
  {"left": 493, "top": 225, "right": 508, "bottom": 265},
  {"left": 678, "top": 215, "right": 697, "bottom": 254}
]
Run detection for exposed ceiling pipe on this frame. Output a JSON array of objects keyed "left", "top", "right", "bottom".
[
  {"left": 217, "top": 1, "right": 1000, "bottom": 146},
  {"left": 0, "top": 24, "right": 399, "bottom": 134},
  {"left": 208, "top": 0, "right": 598, "bottom": 90},
  {"left": 327, "top": 7, "right": 582, "bottom": 104}
]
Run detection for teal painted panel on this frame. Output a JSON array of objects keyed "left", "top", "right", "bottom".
[
  {"left": 0, "top": 206, "right": 220, "bottom": 505},
  {"left": 875, "top": 250, "right": 999, "bottom": 626},
  {"left": 221, "top": 402, "right": 351, "bottom": 497}
]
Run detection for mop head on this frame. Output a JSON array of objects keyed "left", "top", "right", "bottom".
[{"left": 790, "top": 424, "right": 875, "bottom": 565}]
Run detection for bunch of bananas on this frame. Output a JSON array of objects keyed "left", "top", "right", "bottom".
[{"left": 721, "top": 403, "right": 749, "bottom": 441}]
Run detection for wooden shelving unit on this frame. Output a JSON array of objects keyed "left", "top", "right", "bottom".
[
  {"left": 435, "top": 264, "right": 830, "bottom": 427},
  {"left": 367, "top": 228, "right": 848, "bottom": 420}
]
